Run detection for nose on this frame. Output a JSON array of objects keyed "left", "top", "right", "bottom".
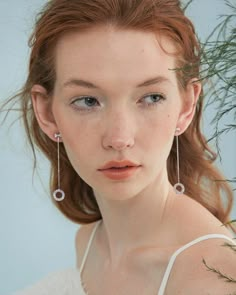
[
  {"left": 102, "top": 111, "right": 135, "bottom": 151},
  {"left": 103, "top": 137, "right": 135, "bottom": 151}
]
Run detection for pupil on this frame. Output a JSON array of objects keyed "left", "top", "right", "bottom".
[
  {"left": 86, "top": 97, "right": 95, "bottom": 106},
  {"left": 152, "top": 95, "right": 159, "bottom": 101}
]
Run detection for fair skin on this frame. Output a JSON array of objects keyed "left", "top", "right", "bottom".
[{"left": 31, "top": 26, "right": 235, "bottom": 294}]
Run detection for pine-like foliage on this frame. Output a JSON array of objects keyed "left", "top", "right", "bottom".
[
  {"left": 191, "top": 0, "right": 236, "bottom": 287},
  {"left": 200, "top": 1, "right": 236, "bottom": 153}
]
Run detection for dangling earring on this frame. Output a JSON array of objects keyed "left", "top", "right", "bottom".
[
  {"left": 173, "top": 128, "right": 185, "bottom": 195},
  {"left": 53, "top": 132, "right": 65, "bottom": 201}
]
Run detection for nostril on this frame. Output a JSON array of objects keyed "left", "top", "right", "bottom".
[{"left": 102, "top": 137, "right": 135, "bottom": 151}]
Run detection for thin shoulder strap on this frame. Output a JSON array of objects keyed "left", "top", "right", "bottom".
[
  {"left": 79, "top": 220, "right": 102, "bottom": 275},
  {"left": 158, "top": 234, "right": 236, "bottom": 295}
]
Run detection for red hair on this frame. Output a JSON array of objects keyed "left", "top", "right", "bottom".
[{"left": 8, "top": 0, "right": 234, "bottom": 226}]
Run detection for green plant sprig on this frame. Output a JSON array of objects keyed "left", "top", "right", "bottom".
[
  {"left": 199, "top": 0, "right": 236, "bottom": 154},
  {"left": 202, "top": 258, "right": 236, "bottom": 283}
]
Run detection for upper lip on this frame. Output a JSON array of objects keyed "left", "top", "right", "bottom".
[{"left": 98, "top": 160, "right": 140, "bottom": 170}]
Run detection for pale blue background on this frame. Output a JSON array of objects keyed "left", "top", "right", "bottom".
[{"left": 0, "top": 1, "right": 235, "bottom": 294}]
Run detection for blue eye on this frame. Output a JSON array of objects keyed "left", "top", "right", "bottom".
[
  {"left": 70, "top": 93, "right": 166, "bottom": 112},
  {"left": 142, "top": 93, "right": 166, "bottom": 107},
  {"left": 71, "top": 96, "right": 99, "bottom": 111}
]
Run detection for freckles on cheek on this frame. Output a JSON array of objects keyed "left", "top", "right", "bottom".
[
  {"left": 63, "top": 136, "right": 91, "bottom": 174},
  {"left": 64, "top": 120, "right": 98, "bottom": 158},
  {"left": 144, "top": 113, "right": 175, "bottom": 146}
]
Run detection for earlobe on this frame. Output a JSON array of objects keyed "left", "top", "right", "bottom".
[
  {"left": 31, "top": 84, "right": 58, "bottom": 141},
  {"left": 177, "top": 79, "right": 202, "bottom": 134}
]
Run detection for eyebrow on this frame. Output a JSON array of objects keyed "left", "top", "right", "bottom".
[{"left": 63, "top": 76, "right": 171, "bottom": 89}]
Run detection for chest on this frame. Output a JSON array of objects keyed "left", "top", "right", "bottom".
[
  {"left": 82, "top": 267, "right": 165, "bottom": 295},
  {"left": 81, "top": 248, "right": 175, "bottom": 295}
]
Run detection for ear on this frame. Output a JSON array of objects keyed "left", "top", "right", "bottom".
[
  {"left": 31, "top": 84, "right": 58, "bottom": 141},
  {"left": 177, "top": 79, "right": 202, "bottom": 134}
]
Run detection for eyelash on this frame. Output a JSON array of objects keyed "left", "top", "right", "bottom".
[{"left": 70, "top": 93, "right": 166, "bottom": 112}]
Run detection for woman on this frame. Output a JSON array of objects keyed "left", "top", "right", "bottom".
[{"left": 8, "top": 0, "right": 236, "bottom": 294}]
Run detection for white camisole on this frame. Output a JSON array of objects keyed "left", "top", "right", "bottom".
[{"left": 12, "top": 219, "right": 236, "bottom": 295}]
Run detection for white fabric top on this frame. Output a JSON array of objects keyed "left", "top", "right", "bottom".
[
  {"left": 12, "top": 220, "right": 236, "bottom": 295},
  {"left": 11, "top": 268, "right": 85, "bottom": 295}
]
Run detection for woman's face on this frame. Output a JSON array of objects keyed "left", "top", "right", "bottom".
[{"left": 36, "top": 26, "right": 199, "bottom": 201}]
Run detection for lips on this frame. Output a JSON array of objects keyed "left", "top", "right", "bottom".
[
  {"left": 98, "top": 160, "right": 140, "bottom": 170},
  {"left": 98, "top": 163, "right": 141, "bottom": 180}
]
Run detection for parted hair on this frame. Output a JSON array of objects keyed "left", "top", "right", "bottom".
[{"left": 8, "top": 0, "right": 234, "bottom": 225}]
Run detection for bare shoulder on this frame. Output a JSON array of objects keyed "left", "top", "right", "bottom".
[
  {"left": 169, "top": 195, "right": 236, "bottom": 294},
  {"left": 173, "top": 194, "right": 234, "bottom": 240},
  {"left": 75, "top": 221, "right": 99, "bottom": 269},
  {"left": 179, "top": 236, "right": 236, "bottom": 294}
]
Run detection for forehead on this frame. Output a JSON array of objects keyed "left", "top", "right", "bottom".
[{"left": 54, "top": 26, "right": 178, "bottom": 88}]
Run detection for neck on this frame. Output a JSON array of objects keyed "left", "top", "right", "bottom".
[{"left": 94, "top": 172, "right": 177, "bottom": 268}]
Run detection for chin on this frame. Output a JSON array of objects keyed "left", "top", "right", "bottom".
[{"left": 93, "top": 184, "right": 145, "bottom": 202}]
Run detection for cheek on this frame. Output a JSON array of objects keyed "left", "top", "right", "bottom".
[
  {"left": 140, "top": 112, "right": 176, "bottom": 148},
  {"left": 139, "top": 112, "right": 177, "bottom": 172},
  {"left": 61, "top": 132, "right": 95, "bottom": 180},
  {"left": 54, "top": 112, "right": 96, "bottom": 166},
  {"left": 63, "top": 125, "right": 95, "bottom": 159}
]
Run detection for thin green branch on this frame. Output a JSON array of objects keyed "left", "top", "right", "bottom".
[
  {"left": 199, "top": 1, "right": 236, "bottom": 153},
  {"left": 222, "top": 242, "right": 236, "bottom": 253},
  {"left": 182, "top": 0, "right": 194, "bottom": 11},
  {"left": 202, "top": 258, "right": 236, "bottom": 283},
  {"left": 207, "top": 125, "right": 236, "bottom": 143},
  {"left": 224, "top": 219, "right": 236, "bottom": 225}
]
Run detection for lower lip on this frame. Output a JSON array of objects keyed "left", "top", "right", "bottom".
[{"left": 99, "top": 166, "right": 140, "bottom": 180}]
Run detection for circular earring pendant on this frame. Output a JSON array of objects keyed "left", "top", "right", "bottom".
[
  {"left": 53, "top": 189, "right": 65, "bottom": 201},
  {"left": 174, "top": 183, "right": 185, "bottom": 195}
]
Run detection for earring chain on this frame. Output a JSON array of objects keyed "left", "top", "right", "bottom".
[
  {"left": 176, "top": 133, "right": 180, "bottom": 184},
  {"left": 53, "top": 133, "right": 65, "bottom": 201},
  {"left": 56, "top": 133, "right": 61, "bottom": 189}
]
